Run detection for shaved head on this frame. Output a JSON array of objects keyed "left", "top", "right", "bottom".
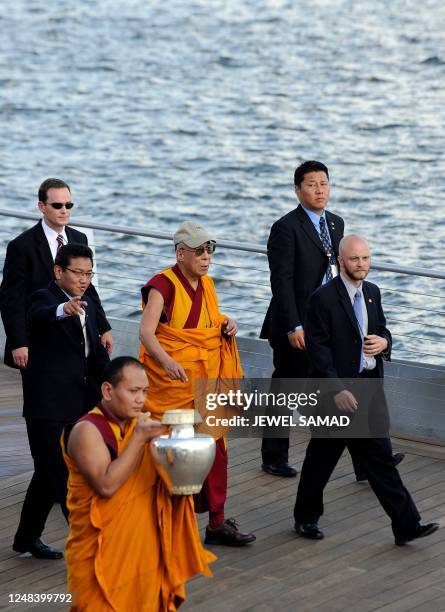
[
  {"left": 339, "top": 235, "right": 370, "bottom": 257},
  {"left": 338, "top": 235, "right": 371, "bottom": 285}
]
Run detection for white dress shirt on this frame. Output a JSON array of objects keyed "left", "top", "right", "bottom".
[{"left": 41, "top": 218, "right": 68, "bottom": 261}]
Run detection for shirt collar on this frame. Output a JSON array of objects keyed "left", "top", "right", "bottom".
[
  {"left": 56, "top": 283, "right": 78, "bottom": 302},
  {"left": 340, "top": 273, "right": 363, "bottom": 304},
  {"left": 300, "top": 204, "right": 326, "bottom": 227},
  {"left": 59, "top": 286, "right": 75, "bottom": 299},
  {"left": 41, "top": 218, "right": 68, "bottom": 243}
]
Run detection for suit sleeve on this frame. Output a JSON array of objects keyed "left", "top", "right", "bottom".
[
  {"left": 91, "top": 347, "right": 111, "bottom": 384},
  {"left": 304, "top": 291, "right": 343, "bottom": 390},
  {"left": 87, "top": 299, "right": 111, "bottom": 381},
  {"left": 268, "top": 220, "right": 300, "bottom": 331},
  {"left": 0, "top": 240, "right": 29, "bottom": 348},
  {"left": 375, "top": 286, "right": 392, "bottom": 361},
  {"left": 84, "top": 284, "right": 111, "bottom": 335},
  {"left": 27, "top": 290, "right": 59, "bottom": 327}
]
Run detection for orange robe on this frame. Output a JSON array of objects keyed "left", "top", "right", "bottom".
[
  {"left": 62, "top": 406, "right": 215, "bottom": 612},
  {"left": 139, "top": 267, "right": 244, "bottom": 517},
  {"left": 139, "top": 266, "right": 243, "bottom": 428}
]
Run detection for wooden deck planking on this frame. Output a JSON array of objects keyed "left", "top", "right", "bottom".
[
  {"left": 0, "top": 364, "right": 444, "bottom": 611},
  {"left": 0, "top": 366, "right": 32, "bottom": 482}
]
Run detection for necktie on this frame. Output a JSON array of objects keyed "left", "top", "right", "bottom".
[
  {"left": 353, "top": 289, "right": 365, "bottom": 373},
  {"left": 318, "top": 217, "right": 334, "bottom": 281},
  {"left": 56, "top": 234, "right": 64, "bottom": 253}
]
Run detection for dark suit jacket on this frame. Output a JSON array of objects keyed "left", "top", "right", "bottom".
[
  {"left": 23, "top": 281, "right": 110, "bottom": 421},
  {"left": 0, "top": 220, "right": 111, "bottom": 367},
  {"left": 260, "top": 204, "right": 344, "bottom": 341},
  {"left": 304, "top": 276, "right": 392, "bottom": 435},
  {"left": 305, "top": 276, "right": 392, "bottom": 382}
]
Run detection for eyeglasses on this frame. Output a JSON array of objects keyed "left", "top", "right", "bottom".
[
  {"left": 180, "top": 243, "right": 216, "bottom": 256},
  {"left": 64, "top": 267, "right": 95, "bottom": 279},
  {"left": 48, "top": 202, "right": 74, "bottom": 210}
]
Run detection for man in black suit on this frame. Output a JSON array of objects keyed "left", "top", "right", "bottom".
[
  {"left": 0, "top": 177, "right": 113, "bottom": 370},
  {"left": 293, "top": 235, "right": 439, "bottom": 545},
  {"left": 12, "top": 243, "right": 110, "bottom": 559},
  {"left": 260, "top": 161, "right": 344, "bottom": 476}
]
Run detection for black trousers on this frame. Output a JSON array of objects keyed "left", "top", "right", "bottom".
[
  {"left": 14, "top": 419, "right": 69, "bottom": 545},
  {"left": 348, "top": 376, "right": 393, "bottom": 478},
  {"left": 261, "top": 341, "right": 393, "bottom": 477},
  {"left": 294, "top": 436, "right": 420, "bottom": 539},
  {"left": 261, "top": 338, "right": 310, "bottom": 465}
]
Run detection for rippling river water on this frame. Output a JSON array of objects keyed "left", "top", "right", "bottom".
[{"left": 1, "top": 0, "right": 445, "bottom": 361}]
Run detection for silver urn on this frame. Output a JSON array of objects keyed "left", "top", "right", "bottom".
[{"left": 150, "top": 409, "right": 216, "bottom": 495}]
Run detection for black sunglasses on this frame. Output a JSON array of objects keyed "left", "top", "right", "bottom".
[
  {"left": 181, "top": 244, "right": 216, "bottom": 256},
  {"left": 48, "top": 202, "right": 74, "bottom": 210}
]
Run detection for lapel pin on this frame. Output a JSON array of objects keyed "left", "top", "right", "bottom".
[{"left": 368, "top": 298, "right": 373, "bottom": 303}]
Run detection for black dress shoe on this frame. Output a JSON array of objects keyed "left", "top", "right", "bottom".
[
  {"left": 262, "top": 463, "right": 297, "bottom": 477},
  {"left": 205, "top": 518, "right": 256, "bottom": 546},
  {"left": 295, "top": 522, "right": 324, "bottom": 540},
  {"left": 13, "top": 538, "right": 63, "bottom": 559},
  {"left": 395, "top": 522, "right": 439, "bottom": 546},
  {"left": 393, "top": 452, "right": 405, "bottom": 466}
]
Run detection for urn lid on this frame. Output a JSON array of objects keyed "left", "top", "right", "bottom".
[{"left": 162, "top": 409, "right": 201, "bottom": 425}]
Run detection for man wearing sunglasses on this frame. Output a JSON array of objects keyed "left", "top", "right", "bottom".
[
  {"left": 139, "top": 220, "right": 255, "bottom": 546},
  {"left": 0, "top": 177, "right": 113, "bottom": 373}
]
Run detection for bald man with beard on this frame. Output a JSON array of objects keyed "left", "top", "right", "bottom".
[{"left": 293, "top": 235, "right": 439, "bottom": 546}]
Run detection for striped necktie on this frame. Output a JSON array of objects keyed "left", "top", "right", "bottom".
[{"left": 56, "top": 234, "right": 64, "bottom": 253}]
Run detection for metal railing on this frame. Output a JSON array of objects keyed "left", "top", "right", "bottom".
[{"left": 1, "top": 209, "right": 444, "bottom": 365}]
